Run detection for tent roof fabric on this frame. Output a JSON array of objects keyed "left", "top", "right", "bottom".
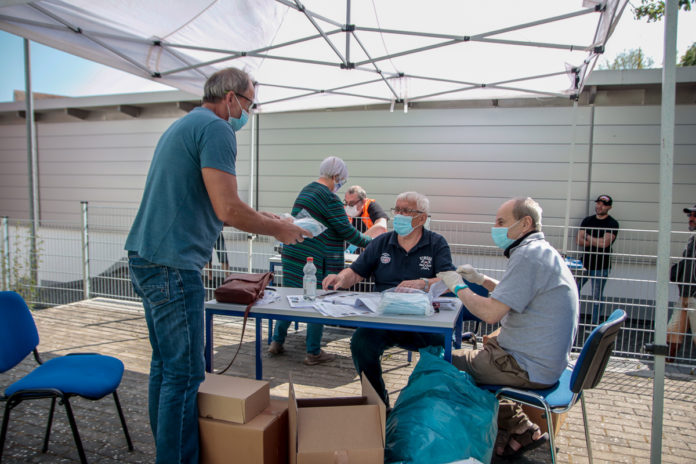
[{"left": 0, "top": 0, "right": 627, "bottom": 113}]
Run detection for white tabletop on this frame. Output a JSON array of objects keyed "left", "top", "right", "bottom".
[{"left": 205, "top": 287, "right": 462, "bottom": 329}]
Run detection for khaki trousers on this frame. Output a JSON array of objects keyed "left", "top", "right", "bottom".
[{"left": 452, "top": 335, "right": 554, "bottom": 433}]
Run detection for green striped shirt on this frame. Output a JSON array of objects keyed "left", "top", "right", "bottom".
[{"left": 281, "top": 182, "right": 371, "bottom": 288}]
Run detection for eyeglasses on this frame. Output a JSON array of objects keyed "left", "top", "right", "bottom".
[
  {"left": 391, "top": 207, "right": 424, "bottom": 216},
  {"left": 343, "top": 199, "right": 362, "bottom": 207},
  {"left": 596, "top": 200, "right": 611, "bottom": 206},
  {"left": 227, "top": 91, "right": 255, "bottom": 112},
  {"left": 688, "top": 212, "right": 696, "bottom": 218}
]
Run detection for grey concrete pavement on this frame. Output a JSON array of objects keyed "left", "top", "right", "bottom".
[{"left": 1, "top": 298, "right": 694, "bottom": 463}]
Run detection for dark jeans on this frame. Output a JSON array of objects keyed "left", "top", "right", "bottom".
[
  {"left": 350, "top": 328, "right": 444, "bottom": 405},
  {"left": 128, "top": 252, "right": 205, "bottom": 464},
  {"left": 576, "top": 268, "right": 609, "bottom": 324}
]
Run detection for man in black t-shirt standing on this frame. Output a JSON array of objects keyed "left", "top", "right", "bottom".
[{"left": 576, "top": 194, "right": 620, "bottom": 324}]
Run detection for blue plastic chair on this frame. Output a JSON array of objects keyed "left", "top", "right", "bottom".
[
  {"left": 480, "top": 309, "right": 627, "bottom": 464},
  {"left": 0, "top": 291, "right": 133, "bottom": 463}
]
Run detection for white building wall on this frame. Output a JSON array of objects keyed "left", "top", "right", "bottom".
[{"left": 1, "top": 102, "right": 695, "bottom": 237}]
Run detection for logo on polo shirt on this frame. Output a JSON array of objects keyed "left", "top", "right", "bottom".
[
  {"left": 419, "top": 256, "right": 433, "bottom": 271},
  {"left": 380, "top": 252, "right": 391, "bottom": 264}
]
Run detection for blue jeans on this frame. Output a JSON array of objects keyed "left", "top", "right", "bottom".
[
  {"left": 128, "top": 252, "right": 205, "bottom": 464},
  {"left": 272, "top": 320, "right": 324, "bottom": 354},
  {"left": 351, "top": 328, "right": 444, "bottom": 405},
  {"left": 576, "top": 268, "right": 609, "bottom": 324}
]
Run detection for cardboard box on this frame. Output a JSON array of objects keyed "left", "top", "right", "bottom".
[
  {"left": 200, "top": 399, "right": 289, "bottom": 464},
  {"left": 522, "top": 405, "right": 567, "bottom": 438},
  {"left": 198, "top": 373, "right": 270, "bottom": 424},
  {"left": 289, "top": 376, "right": 386, "bottom": 464}
]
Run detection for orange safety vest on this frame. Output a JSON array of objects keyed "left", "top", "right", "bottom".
[{"left": 358, "top": 198, "right": 375, "bottom": 229}]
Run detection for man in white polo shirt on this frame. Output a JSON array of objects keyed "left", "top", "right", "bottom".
[{"left": 438, "top": 197, "right": 578, "bottom": 460}]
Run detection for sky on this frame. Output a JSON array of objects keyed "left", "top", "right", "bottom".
[{"left": 0, "top": 4, "right": 695, "bottom": 104}]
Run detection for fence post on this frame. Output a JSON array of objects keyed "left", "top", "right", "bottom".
[
  {"left": 2, "top": 217, "right": 9, "bottom": 291},
  {"left": 247, "top": 233, "right": 255, "bottom": 273},
  {"left": 81, "top": 201, "right": 90, "bottom": 299}
]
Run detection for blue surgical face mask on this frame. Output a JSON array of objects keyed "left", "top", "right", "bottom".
[
  {"left": 333, "top": 177, "right": 346, "bottom": 193},
  {"left": 393, "top": 214, "right": 415, "bottom": 236},
  {"left": 227, "top": 95, "right": 249, "bottom": 132},
  {"left": 491, "top": 219, "right": 521, "bottom": 250}
]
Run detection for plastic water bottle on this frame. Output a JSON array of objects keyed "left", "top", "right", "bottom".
[{"left": 303, "top": 257, "right": 317, "bottom": 301}]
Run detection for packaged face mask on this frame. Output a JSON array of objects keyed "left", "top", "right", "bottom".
[
  {"left": 291, "top": 209, "right": 328, "bottom": 238},
  {"left": 376, "top": 288, "right": 434, "bottom": 316}
]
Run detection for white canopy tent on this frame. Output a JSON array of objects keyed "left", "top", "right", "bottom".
[
  {"left": 0, "top": 2, "right": 680, "bottom": 462},
  {"left": 0, "top": 0, "right": 627, "bottom": 112}
]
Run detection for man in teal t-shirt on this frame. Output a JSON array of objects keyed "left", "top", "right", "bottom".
[{"left": 125, "top": 68, "right": 307, "bottom": 464}]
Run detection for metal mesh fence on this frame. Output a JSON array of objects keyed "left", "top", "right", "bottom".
[{"left": 2, "top": 206, "right": 694, "bottom": 364}]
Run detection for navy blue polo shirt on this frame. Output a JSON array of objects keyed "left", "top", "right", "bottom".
[{"left": 350, "top": 229, "right": 455, "bottom": 292}]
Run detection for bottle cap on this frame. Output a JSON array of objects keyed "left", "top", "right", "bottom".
[{"left": 307, "top": 257, "right": 314, "bottom": 262}]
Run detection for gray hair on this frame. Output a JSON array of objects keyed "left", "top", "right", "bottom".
[
  {"left": 319, "top": 156, "right": 348, "bottom": 181},
  {"left": 512, "top": 197, "right": 543, "bottom": 231},
  {"left": 396, "top": 191, "right": 430, "bottom": 215},
  {"left": 346, "top": 185, "right": 367, "bottom": 200},
  {"left": 203, "top": 68, "right": 253, "bottom": 103}
]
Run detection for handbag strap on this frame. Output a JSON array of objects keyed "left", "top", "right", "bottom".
[{"left": 216, "top": 272, "right": 273, "bottom": 375}]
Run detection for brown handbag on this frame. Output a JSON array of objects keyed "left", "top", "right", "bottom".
[
  {"left": 213, "top": 272, "right": 274, "bottom": 374},
  {"left": 214, "top": 272, "right": 274, "bottom": 304}
]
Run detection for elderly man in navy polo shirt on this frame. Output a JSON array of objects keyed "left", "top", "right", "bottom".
[{"left": 322, "top": 191, "right": 455, "bottom": 406}]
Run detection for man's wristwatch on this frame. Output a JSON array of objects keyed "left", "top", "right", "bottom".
[
  {"left": 421, "top": 278, "right": 430, "bottom": 292},
  {"left": 453, "top": 283, "right": 468, "bottom": 295}
]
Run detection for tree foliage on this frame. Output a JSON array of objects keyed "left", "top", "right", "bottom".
[
  {"left": 633, "top": 0, "right": 694, "bottom": 22},
  {"left": 598, "top": 48, "right": 655, "bottom": 70},
  {"left": 680, "top": 42, "right": 696, "bottom": 66}
]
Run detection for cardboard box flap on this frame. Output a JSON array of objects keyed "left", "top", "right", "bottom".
[
  {"left": 296, "top": 396, "right": 367, "bottom": 408},
  {"left": 297, "top": 405, "right": 382, "bottom": 452},
  {"left": 361, "top": 375, "right": 386, "bottom": 446},
  {"left": 289, "top": 377, "right": 298, "bottom": 464},
  {"left": 198, "top": 373, "right": 269, "bottom": 424}
]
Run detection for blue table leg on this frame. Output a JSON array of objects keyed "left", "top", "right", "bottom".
[
  {"left": 454, "top": 306, "right": 464, "bottom": 350},
  {"left": 205, "top": 309, "right": 213, "bottom": 373},
  {"left": 255, "top": 316, "right": 263, "bottom": 380},
  {"left": 444, "top": 329, "right": 453, "bottom": 362}
]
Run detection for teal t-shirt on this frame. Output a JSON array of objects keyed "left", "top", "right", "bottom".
[{"left": 125, "top": 107, "right": 237, "bottom": 270}]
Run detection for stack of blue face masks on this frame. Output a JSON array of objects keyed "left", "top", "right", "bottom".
[{"left": 376, "top": 289, "right": 434, "bottom": 316}]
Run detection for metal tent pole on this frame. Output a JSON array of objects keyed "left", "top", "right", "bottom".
[
  {"left": 562, "top": 99, "right": 579, "bottom": 255},
  {"left": 23, "top": 38, "right": 39, "bottom": 287},
  {"left": 651, "top": 1, "right": 678, "bottom": 462}
]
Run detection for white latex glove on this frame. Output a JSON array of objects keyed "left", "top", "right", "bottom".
[
  {"left": 456, "top": 264, "right": 485, "bottom": 285},
  {"left": 436, "top": 271, "right": 464, "bottom": 294}
]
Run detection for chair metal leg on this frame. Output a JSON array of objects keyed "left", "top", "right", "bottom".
[
  {"left": 0, "top": 398, "right": 16, "bottom": 462},
  {"left": 62, "top": 397, "right": 88, "bottom": 464},
  {"left": 112, "top": 391, "right": 134, "bottom": 451},
  {"left": 542, "top": 403, "right": 557, "bottom": 464},
  {"left": 42, "top": 397, "right": 57, "bottom": 452},
  {"left": 580, "top": 393, "right": 594, "bottom": 464}
]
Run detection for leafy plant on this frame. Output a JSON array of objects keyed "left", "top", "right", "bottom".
[{"left": 1, "top": 225, "right": 43, "bottom": 308}]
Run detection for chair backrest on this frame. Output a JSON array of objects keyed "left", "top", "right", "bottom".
[
  {"left": 569, "top": 309, "right": 627, "bottom": 394},
  {"left": 0, "top": 291, "right": 40, "bottom": 373}
]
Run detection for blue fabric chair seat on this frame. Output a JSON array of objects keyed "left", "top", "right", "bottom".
[
  {"left": 5, "top": 354, "right": 124, "bottom": 399},
  {"left": 481, "top": 369, "right": 575, "bottom": 409}
]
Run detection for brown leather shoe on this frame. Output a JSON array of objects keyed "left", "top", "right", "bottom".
[{"left": 303, "top": 349, "right": 335, "bottom": 366}]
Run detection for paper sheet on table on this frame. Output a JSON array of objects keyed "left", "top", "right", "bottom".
[
  {"left": 256, "top": 289, "right": 280, "bottom": 305},
  {"left": 313, "top": 301, "right": 373, "bottom": 317},
  {"left": 320, "top": 293, "right": 381, "bottom": 313},
  {"left": 286, "top": 294, "right": 317, "bottom": 308}
]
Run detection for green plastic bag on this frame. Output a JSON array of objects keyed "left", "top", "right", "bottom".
[{"left": 385, "top": 348, "right": 498, "bottom": 464}]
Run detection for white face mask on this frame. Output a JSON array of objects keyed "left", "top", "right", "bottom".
[{"left": 344, "top": 204, "right": 360, "bottom": 217}]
